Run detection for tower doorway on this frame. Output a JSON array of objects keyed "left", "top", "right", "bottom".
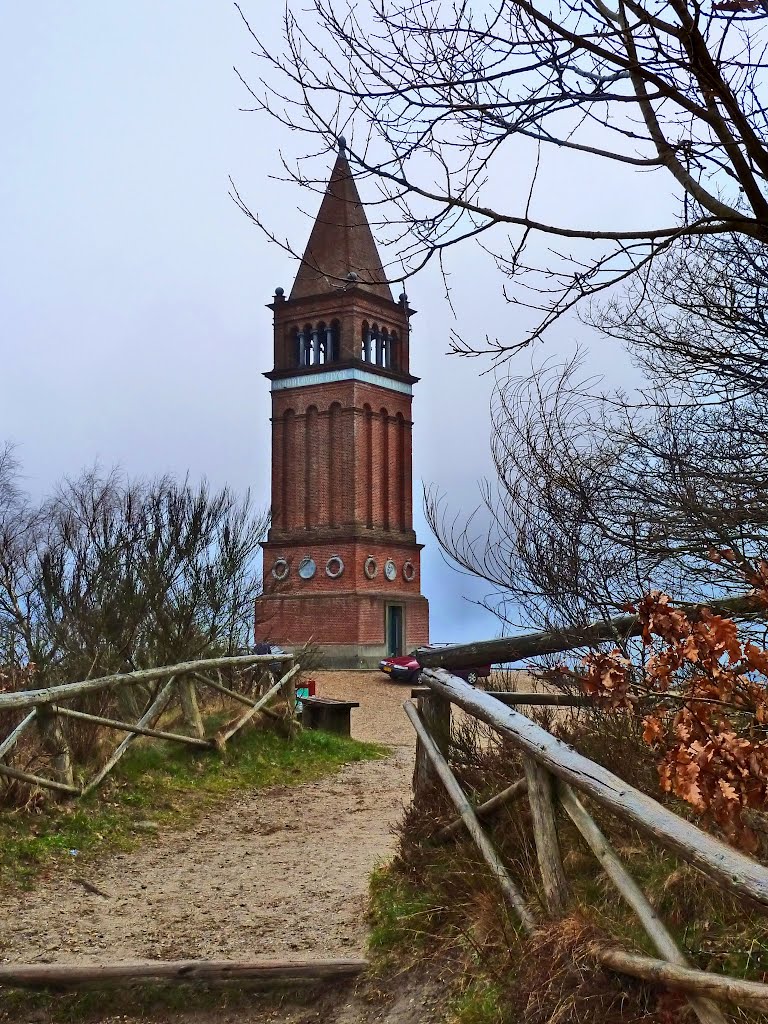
[{"left": 385, "top": 605, "right": 404, "bottom": 656}]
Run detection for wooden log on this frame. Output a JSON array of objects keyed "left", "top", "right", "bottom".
[
  {"left": 0, "top": 709, "right": 37, "bottom": 760},
  {"left": 413, "top": 690, "right": 451, "bottom": 798},
  {"left": 412, "top": 687, "right": 592, "bottom": 707},
  {"left": 559, "top": 784, "right": 726, "bottom": 1024},
  {"left": 0, "top": 957, "right": 367, "bottom": 990},
  {"left": 193, "top": 672, "right": 255, "bottom": 708},
  {"left": 421, "top": 668, "right": 768, "bottom": 910},
  {"left": 403, "top": 700, "right": 537, "bottom": 934},
  {"left": 36, "top": 706, "right": 74, "bottom": 789},
  {"left": 415, "top": 594, "right": 761, "bottom": 671},
  {"left": 0, "top": 653, "right": 294, "bottom": 712},
  {"left": 82, "top": 678, "right": 175, "bottom": 795},
  {"left": 54, "top": 706, "right": 212, "bottom": 748},
  {"left": 178, "top": 677, "right": 205, "bottom": 738},
  {"left": 592, "top": 946, "right": 768, "bottom": 1014},
  {"left": 434, "top": 777, "right": 529, "bottom": 843},
  {"left": 491, "top": 692, "right": 593, "bottom": 707},
  {"left": 218, "top": 664, "right": 300, "bottom": 745},
  {"left": 193, "top": 673, "right": 284, "bottom": 725},
  {"left": 523, "top": 757, "right": 568, "bottom": 915},
  {"left": 0, "top": 761, "right": 81, "bottom": 796}
]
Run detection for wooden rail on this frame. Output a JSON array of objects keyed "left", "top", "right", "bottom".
[
  {"left": 0, "top": 653, "right": 298, "bottom": 799},
  {"left": 422, "top": 669, "right": 768, "bottom": 908},
  {"left": 0, "top": 653, "right": 287, "bottom": 712},
  {"left": 407, "top": 668, "right": 768, "bottom": 1020}
]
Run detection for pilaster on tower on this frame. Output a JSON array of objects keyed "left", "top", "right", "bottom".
[{"left": 255, "top": 145, "right": 429, "bottom": 668}]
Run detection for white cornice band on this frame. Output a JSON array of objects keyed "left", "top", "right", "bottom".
[{"left": 270, "top": 367, "right": 413, "bottom": 396}]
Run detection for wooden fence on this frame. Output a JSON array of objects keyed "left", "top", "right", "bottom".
[
  {"left": 0, "top": 653, "right": 299, "bottom": 799},
  {"left": 409, "top": 611, "right": 768, "bottom": 1022}
]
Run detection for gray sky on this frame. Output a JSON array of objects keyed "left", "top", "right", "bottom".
[{"left": 1, "top": 4, "right": 667, "bottom": 642}]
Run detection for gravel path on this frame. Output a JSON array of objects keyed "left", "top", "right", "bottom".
[{"left": 0, "top": 673, "right": 415, "bottom": 967}]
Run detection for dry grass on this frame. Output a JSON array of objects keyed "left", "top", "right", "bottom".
[{"left": 368, "top": 702, "right": 768, "bottom": 1023}]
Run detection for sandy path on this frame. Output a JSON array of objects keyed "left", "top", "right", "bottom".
[{"left": 0, "top": 673, "right": 415, "bottom": 967}]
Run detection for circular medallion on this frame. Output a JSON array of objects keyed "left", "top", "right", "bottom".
[
  {"left": 384, "top": 559, "right": 397, "bottom": 582},
  {"left": 298, "top": 556, "right": 317, "bottom": 580},
  {"left": 364, "top": 556, "right": 378, "bottom": 579},
  {"left": 271, "top": 558, "right": 289, "bottom": 581},
  {"left": 402, "top": 560, "right": 416, "bottom": 582},
  {"left": 326, "top": 555, "right": 344, "bottom": 579}
]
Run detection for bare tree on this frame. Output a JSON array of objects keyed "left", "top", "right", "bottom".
[
  {"left": 0, "top": 464, "right": 269, "bottom": 685},
  {"left": 238, "top": 0, "right": 768, "bottom": 353},
  {"left": 427, "top": 346, "right": 768, "bottom": 632},
  {"left": 589, "top": 231, "right": 768, "bottom": 399}
]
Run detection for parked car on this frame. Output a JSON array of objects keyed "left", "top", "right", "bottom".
[{"left": 378, "top": 647, "right": 491, "bottom": 685}]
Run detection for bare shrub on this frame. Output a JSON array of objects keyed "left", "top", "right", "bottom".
[{"left": 0, "top": 461, "right": 270, "bottom": 805}]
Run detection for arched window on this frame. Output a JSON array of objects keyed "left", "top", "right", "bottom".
[
  {"left": 316, "top": 322, "right": 327, "bottom": 365},
  {"left": 302, "top": 323, "right": 313, "bottom": 367},
  {"left": 381, "top": 328, "right": 390, "bottom": 368},
  {"left": 292, "top": 327, "right": 302, "bottom": 367},
  {"left": 389, "top": 331, "right": 399, "bottom": 370},
  {"left": 293, "top": 321, "right": 343, "bottom": 367},
  {"left": 329, "top": 320, "right": 341, "bottom": 362},
  {"left": 361, "top": 321, "right": 372, "bottom": 362}
]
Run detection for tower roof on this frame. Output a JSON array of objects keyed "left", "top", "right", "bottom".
[{"left": 289, "top": 150, "right": 393, "bottom": 302}]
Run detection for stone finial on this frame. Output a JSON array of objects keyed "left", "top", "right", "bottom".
[{"left": 337, "top": 135, "right": 347, "bottom": 154}]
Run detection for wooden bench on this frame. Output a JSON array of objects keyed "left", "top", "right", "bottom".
[{"left": 298, "top": 696, "right": 359, "bottom": 737}]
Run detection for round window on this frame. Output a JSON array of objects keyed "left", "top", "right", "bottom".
[
  {"left": 364, "top": 556, "right": 378, "bottom": 579},
  {"left": 384, "top": 559, "right": 397, "bottom": 581},
  {"left": 271, "top": 558, "right": 289, "bottom": 581},
  {"left": 326, "top": 555, "right": 344, "bottom": 579},
  {"left": 298, "top": 556, "right": 317, "bottom": 580},
  {"left": 402, "top": 560, "right": 416, "bottom": 582}
]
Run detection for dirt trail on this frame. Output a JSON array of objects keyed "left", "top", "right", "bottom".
[{"left": 0, "top": 674, "right": 414, "bottom": 968}]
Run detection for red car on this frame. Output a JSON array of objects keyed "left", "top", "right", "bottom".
[{"left": 378, "top": 647, "right": 491, "bottom": 685}]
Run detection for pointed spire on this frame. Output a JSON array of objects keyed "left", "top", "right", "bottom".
[{"left": 289, "top": 148, "right": 393, "bottom": 302}]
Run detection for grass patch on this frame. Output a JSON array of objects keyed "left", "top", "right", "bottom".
[
  {"left": 448, "top": 979, "right": 506, "bottom": 1024},
  {"left": 0, "top": 980, "right": 329, "bottom": 1024},
  {"left": 0, "top": 725, "right": 384, "bottom": 891},
  {"left": 368, "top": 864, "right": 443, "bottom": 960}
]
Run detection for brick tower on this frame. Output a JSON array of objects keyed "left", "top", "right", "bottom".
[{"left": 254, "top": 143, "right": 430, "bottom": 667}]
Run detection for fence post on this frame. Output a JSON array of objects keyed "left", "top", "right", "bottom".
[
  {"left": 178, "top": 677, "right": 205, "bottom": 738},
  {"left": 523, "top": 755, "right": 568, "bottom": 915},
  {"left": 281, "top": 657, "right": 297, "bottom": 735},
  {"left": 36, "top": 705, "right": 74, "bottom": 791},
  {"left": 413, "top": 690, "right": 451, "bottom": 799}
]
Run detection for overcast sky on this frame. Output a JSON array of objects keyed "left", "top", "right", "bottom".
[{"left": 1, "top": 4, "right": 671, "bottom": 643}]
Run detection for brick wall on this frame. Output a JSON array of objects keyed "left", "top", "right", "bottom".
[
  {"left": 256, "top": 538, "right": 429, "bottom": 648},
  {"left": 259, "top": 268, "right": 428, "bottom": 660},
  {"left": 271, "top": 289, "right": 411, "bottom": 373},
  {"left": 255, "top": 591, "right": 430, "bottom": 648},
  {"left": 269, "top": 380, "right": 414, "bottom": 537}
]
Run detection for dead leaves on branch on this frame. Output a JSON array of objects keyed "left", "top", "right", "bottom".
[{"left": 580, "top": 588, "right": 768, "bottom": 851}]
